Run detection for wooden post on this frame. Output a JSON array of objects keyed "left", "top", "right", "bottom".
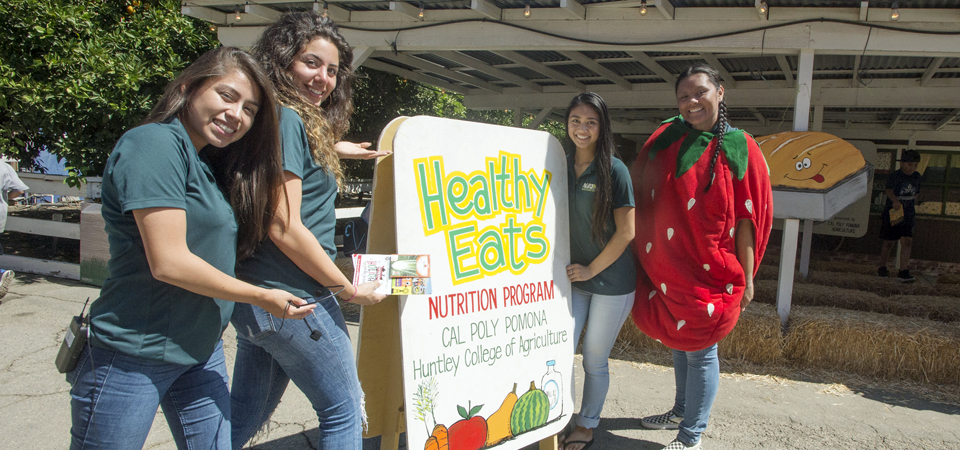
[{"left": 539, "top": 435, "right": 559, "bottom": 450}]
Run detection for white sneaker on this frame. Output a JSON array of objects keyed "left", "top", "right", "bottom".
[
  {"left": 0, "top": 270, "right": 14, "bottom": 299},
  {"left": 662, "top": 438, "right": 702, "bottom": 450},
  {"left": 641, "top": 410, "right": 683, "bottom": 430}
]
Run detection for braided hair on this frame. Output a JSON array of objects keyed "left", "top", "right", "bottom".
[
  {"left": 565, "top": 93, "right": 619, "bottom": 246},
  {"left": 675, "top": 64, "right": 727, "bottom": 193}
]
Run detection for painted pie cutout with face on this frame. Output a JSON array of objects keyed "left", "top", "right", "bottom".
[{"left": 756, "top": 131, "right": 866, "bottom": 190}]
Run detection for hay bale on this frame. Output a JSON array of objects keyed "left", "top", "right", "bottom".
[
  {"left": 755, "top": 264, "right": 780, "bottom": 281},
  {"left": 616, "top": 322, "right": 670, "bottom": 357},
  {"left": 718, "top": 302, "right": 783, "bottom": 364},
  {"left": 335, "top": 256, "right": 354, "bottom": 280},
  {"left": 810, "top": 260, "right": 878, "bottom": 276},
  {"left": 753, "top": 279, "right": 960, "bottom": 323},
  {"left": 784, "top": 306, "right": 960, "bottom": 385},
  {"left": 805, "top": 270, "right": 941, "bottom": 297},
  {"left": 616, "top": 303, "right": 784, "bottom": 366},
  {"left": 884, "top": 295, "right": 960, "bottom": 323},
  {"left": 938, "top": 273, "right": 960, "bottom": 285}
]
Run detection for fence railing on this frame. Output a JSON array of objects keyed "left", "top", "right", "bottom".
[{"left": 1, "top": 173, "right": 370, "bottom": 282}]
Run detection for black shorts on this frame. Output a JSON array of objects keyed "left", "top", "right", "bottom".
[{"left": 880, "top": 211, "right": 914, "bottom": 240}]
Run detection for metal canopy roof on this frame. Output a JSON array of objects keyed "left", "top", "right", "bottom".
[{"left": 185, "top": 0, "right": 960, "bottom": 142}]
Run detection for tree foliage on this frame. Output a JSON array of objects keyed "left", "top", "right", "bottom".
[
  {"left": 0, "top": 0, "right": 217, "bottom": 185},
  {"left": 343, "top": 67, "right": 565, "bottom": 179},
  {"left": 0, "top": 3, "right": 564, "bottom": 184}
]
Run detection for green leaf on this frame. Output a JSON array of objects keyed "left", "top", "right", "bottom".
[
  {"left": 468, "top": 404, "right": 483, "bottom": 418},
  {"left": 457, "top": 404, "right": 468, "bottom": 419}
]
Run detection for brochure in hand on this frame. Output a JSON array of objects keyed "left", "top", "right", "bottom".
[
  {"left": 889, "top": 207, "right": 905, "bottom": 226},
  {"left": 351, "top": 254, "right": 432, "bottom": 295}
]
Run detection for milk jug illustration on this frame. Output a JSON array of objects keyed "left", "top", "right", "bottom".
[{"left": 541, "top": 360, "right": 562, "bottom": 422}]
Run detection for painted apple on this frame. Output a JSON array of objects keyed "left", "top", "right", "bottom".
[{"left": 448, "top": 402, "right": 487, "bottom": 450}]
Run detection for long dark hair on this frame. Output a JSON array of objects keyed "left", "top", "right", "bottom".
[
  {"left": 253, "top": 12, "right": 355, "bottom": 184},
  {"left": 675, "top": 63, "right": 727, "bottom": 193},
  {"left": 565, "top": 92, "right": 619, "bottom": 246},
  {"left": 143, "top": 46, "right": 284, "bottom": 261}
]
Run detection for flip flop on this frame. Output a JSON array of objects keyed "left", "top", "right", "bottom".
[{"left": 562, "top": 439, "right": 594, "bottom": 450}]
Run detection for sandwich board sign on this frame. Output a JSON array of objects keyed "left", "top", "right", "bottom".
[{"left": 357, "top": 116, "right": 574, "bottom": 450}]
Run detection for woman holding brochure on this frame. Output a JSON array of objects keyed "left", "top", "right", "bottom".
[
  {"left": 229, "top": 12, "right": 387, "bottom": 450},
  {"left": 68, "top": 46, "right": 314, "bottom": 449}
]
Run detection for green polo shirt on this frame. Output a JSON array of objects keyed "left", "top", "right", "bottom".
[
  {"left": 90, "top": 118, "right": 238, "bottom": 365},
  {"left": 567, "top": 153, "right": 636, "bottom": 295},
  {"left": 235, "top": 107, "right": 338, "bottom": 298}
]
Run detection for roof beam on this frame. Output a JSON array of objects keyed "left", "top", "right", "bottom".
[
  {"left": 776, "top": 55, "right": 794, "bottom": 88},
  {"left": 852, "top": 55, "right": 862, "bottom": 88},
  {"left": 389, "top": 1, "right": 421, "bottom": 20},
  {"left": 859, "top": 1, "right": 869, "bottom": 21},
  {"left": 362, "top": 59, "right": 467, "bottom": 94},
  {"left": 560, "top": 51, "right": 633, "bottom": 91},
  {"left": 935, "top": 108, "right": 960, "bottom": 131},
  {"left": 470, "top": 0, "right": 501, "bottom": 20},
  {"left": 889, "top": 108, "right": 906, "bottom": 129},
  {"left": 654, "top": 0, "right": 674, "bottom": 20},
  {"left": 315, "top": 2, "right": 351, "bottom": 23},
  {"left": 527, "top": 108, "right": 554, "bottom": 129},
  {"left": 749, "top": 108, "right": 767, "bottom": 126},
  {"left": 377, "top": 52, "right": 503, "bottom": 93},
  {"left": 352, "top": 46, "right": 375, "bottom": 69},
  {"left": 432, "top": 51, "right": 543, "bottom": 93},
  {"left": 920, "top": 57, "right": 945, "bottom": 87},
  {"left": 244, "top": 4, "right": 281, "bottom": 21},
  {"left": 181, "top": 5, "right": 226, "bottom": 24},
  {"left": 626, "top": 51, "right": 675, "bottom": 84},
  {"left": 463, "top": 82, "right": 960, "bottom": 110},
  {"left": 559, "top": 0, "right": 585, "bottom": 20},
  {"left": 498, "top": 51, "right": 585, "bottom": 91},
  {"left": 699, "top": 53, "right": 736, "bottom": 88}
]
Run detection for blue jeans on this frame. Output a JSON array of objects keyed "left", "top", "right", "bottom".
[
  {"left": 571, "top": 287, "right": 635, "bottom": 429},
  {"left": 230, "top": 296, "right": 363, "bottom": 450},
  {"left": 671, "top": 344, "right": 719, "bottom": 446},
  {"left": 68, "top": 340, "right": 231, "bottom": 449}
]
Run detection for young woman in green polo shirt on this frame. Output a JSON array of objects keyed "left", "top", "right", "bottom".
[
  {"left": 562, "top": 92, "right": 637, "bottom": 450},
  {"left": 68, "top": 47, "right": 316, "bottom": 449},
  {"left": 228, "top": 13, "right": 386, "bottom": 450}
]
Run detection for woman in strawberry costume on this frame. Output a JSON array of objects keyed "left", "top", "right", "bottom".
[{"left": 632, "top": 64, "right": 772, "bottom": 450}]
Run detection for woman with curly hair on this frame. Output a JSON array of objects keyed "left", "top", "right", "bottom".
[{"left": 228, "top": 12, "right": 386, "bottom": 450}]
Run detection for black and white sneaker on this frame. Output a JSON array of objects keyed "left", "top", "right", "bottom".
[
  {"left": 897, "top": 270, "right": 916, "bottom": 283},
  {"left": 878, "top": 266, "right": 890, "bottom": 278},
  {"left": 0, "top": 270, "right": 14, "bottom": 299},
  {"left": 641, "top": 410, "right": 683, "bottom": 430},
  {"left": 662, "top": 438, "right": 702, "bottom": 450}
]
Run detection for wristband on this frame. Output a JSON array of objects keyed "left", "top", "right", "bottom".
[{"left": 345, "top": 285, "right": 358, "bottom": 303}]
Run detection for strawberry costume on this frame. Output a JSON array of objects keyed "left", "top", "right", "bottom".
[{"left": 631, "top": 116, "right": 772, "bottom": 352}]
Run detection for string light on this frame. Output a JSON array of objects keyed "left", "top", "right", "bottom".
[
  {"left": 890, "top": 1, "right": 900, "bottom": 20},
  {"left": 234, "top": 6, "right": 242, "bottom": 21},
  {"left": 757, "top": 0, "right": 767, "bottom": 16},
  {"left": 322, "top": 1, "right": 329, "bottom": 17},
  {"left": 209, "top": 24, "right": 216, "bottom": 32},
  {"left": 524, "top": 3, "right": 531, "bottom": 18},
  {"left": 418, "top": 1, "right": 424, "bottom": 20},
  {"left": 639, "top": 0, "right": 647, "bottom": 16}
]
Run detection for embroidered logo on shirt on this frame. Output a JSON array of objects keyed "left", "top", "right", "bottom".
[{"left": 582, "top": 183, "right": 596, "bottom": 192}]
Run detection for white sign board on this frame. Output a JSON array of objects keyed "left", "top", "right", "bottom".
[{"left": 389, "top": 116, "right": 573, "bottom": 450}]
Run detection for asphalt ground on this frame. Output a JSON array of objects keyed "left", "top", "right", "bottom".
[{"left": 2, "top": 274, "right": 958, "bottom": 450}]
